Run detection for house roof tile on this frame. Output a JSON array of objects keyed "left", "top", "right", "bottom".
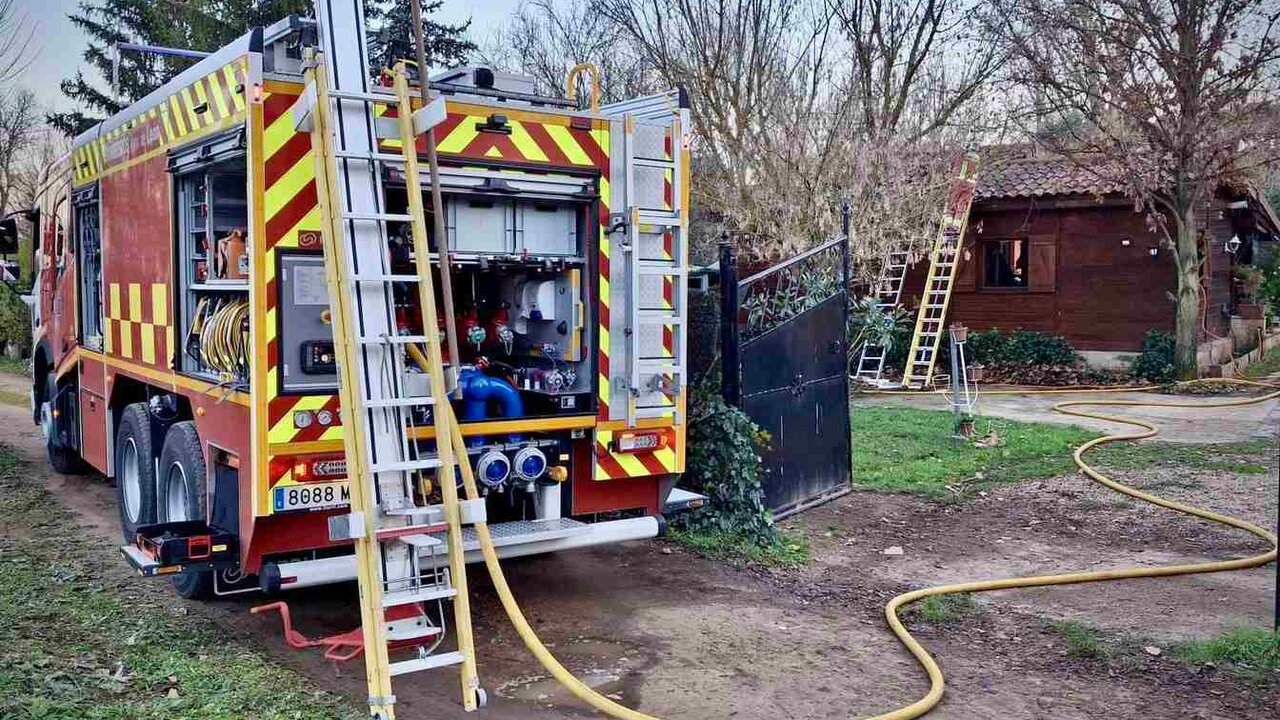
[{"left": 976, "top": 145, "right": 1123, "bottom": 199}]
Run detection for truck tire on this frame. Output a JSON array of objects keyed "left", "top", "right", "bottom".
[
  {"left": 158, "top": 421, "right": 213, "bottom": 600},
  {"left": 42, "top": 376, "right": 85, "bottom": 475},
  {"left": 114, "top": 403, "right": 157, "bottom": 541}
]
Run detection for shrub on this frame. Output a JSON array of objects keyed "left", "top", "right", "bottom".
[
  {"left": 1129, "top": 330, "right": 1176, "bottom": 382},
  {"left": 672, "top": 395, "right": 777, "bottom": 546},
  {"left": 1258, "top": 254, "right": 1280, "bottom": 317},
  {"left": 965, "top": 328, "right": 1077, "bottom": 366},
  {"left": 0, "top": 290, "right": 30, "bottom": 357}
]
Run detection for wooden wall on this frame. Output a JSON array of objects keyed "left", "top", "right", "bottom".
[{"left": 901, "top": 194, "right": 1235, "bottom": 352}]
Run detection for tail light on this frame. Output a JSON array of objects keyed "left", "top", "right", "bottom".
[{"left": 613, "top": 430, "right": 668, "bottom": 453}]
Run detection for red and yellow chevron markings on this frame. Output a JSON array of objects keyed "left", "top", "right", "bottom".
[
  {"left": 593, "top": 428, "right": 678, "bottom": 479},
  {"left": 259, "top": 84, "right": 337, "bottom": 450},
  {"left": 72, "top": 56, "right": 250, "bottom": 186}
]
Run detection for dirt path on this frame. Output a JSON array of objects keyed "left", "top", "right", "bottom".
[{"left": 1, "top": 372, "right": 1276, "bottom": 719}]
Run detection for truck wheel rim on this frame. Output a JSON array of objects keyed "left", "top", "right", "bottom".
[
  {"left": 120, "top": 438, "right": 142, "bottom": 523},
  {"left": 165, "top": 462, "right": 189, "bottom": 522}
]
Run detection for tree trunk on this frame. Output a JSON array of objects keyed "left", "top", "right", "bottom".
[{"left": 1172, "top": 207, "right": 1201, "bottom": 379}]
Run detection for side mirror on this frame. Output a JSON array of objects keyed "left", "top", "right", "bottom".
[{"left": 0, "top": 217, "right": 18, "bottom": 255}]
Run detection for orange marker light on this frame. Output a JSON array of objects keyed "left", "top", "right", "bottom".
[{"left": 614, "top": 431, "right": 667, "bottom": 453}]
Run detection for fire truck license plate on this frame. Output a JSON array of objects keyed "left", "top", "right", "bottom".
[{"left": 273, "top": 482, "right": 350, "bottom": 513}]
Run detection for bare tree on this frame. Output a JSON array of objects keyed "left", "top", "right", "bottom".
[
  {"left": 0, "top": 88, "right": 39, "bottom": 215},
  {"left": 832, "top": 0, "right": 1003, "bottom": 140},
  {"left": 989, "top": 0, "right": 1280, "bottom": 377},
  {"left": 0, "top": 0, "right": 36, "bottom": 86},
  {"left": 599, "top": 0, "right": 855, "bottom": 256},
  {"left": 482, "top": 1, "right": 655, "bottom": 103}
]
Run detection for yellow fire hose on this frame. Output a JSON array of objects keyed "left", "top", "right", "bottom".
[
  {"left": 423, "top": 350, "right": 1276, "bottom": 719},
  {"left": 869, "top": 378, "right": 1279, "bottom": 719}
]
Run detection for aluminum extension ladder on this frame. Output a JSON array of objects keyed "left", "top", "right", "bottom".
[
  {"left": 900, "top": 151, "right": 980, "bottom": 389},
  {"left": 619, "top": 114, "right": 689, "bottom": 427},
  {"left": 853, "top": 245, "right": 911, "bottom": 384},
  {"left": 296, "top": 48, "right": 486, "bottom": 719}
]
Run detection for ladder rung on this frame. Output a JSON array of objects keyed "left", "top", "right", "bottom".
[
  {"left": 375, "top": 522, "right": 449, "bottom": 541},
  {"left": 358, "top": 334, "right": 432, "bottom": 345},
  {"left": 335, "top": 150, "right": 406, "bottom": 163},
  {"left": 635, "top": 211, "right": 681, "bottom": 226},
  {"left": 637, "top": 311, "right": 682, "bottom": 325},
  {"left": 637, "top": 262, "right": 687, "bottom": 276},
  {"left": 330, "top": 88, "right": 399, "bottom": 104},
  {"left": 382, "top": 504, "right": 444, "bottom": 520},
  {"left": 637, "top": 359, "right": 681, "bottom": 374},
  {"left": 382, "top": 583, "right": 456, "bottom": 608},
  {"left": 364, "top": 396, "right": 436, "bottom": 409},
  {"left": 369, "top": 458, "right": 442, "bottom": 474},
  {"left": 385, "top": 623, "right": 443, "bottom": 643},
  {"left": 635, "top": 406, "right": 677, "bottom": 420},
  {"left": 344, "top": 211, "right": 412, "bottom": 223},
  {"left": 389, "top": 651, "right": 464, "bottom": 677},
  {"left": 351, "top": 273, "right": 422, "bottom": 283},
  {"left": 633, "top": 157, "right": 676, "bottom": 169}
]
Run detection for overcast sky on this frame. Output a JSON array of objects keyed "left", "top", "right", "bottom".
[{"left": 14, "top": 0, "right": 522, "bottom": 114}]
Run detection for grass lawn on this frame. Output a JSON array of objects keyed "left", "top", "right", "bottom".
[
  {"left": 0, "top": 355, "right": 27, "bottom": 375},
  {"left": 0, "top": 447, "right": 360, "bottom": 720},
  {"left": 852, "top": 406, "right": 1095, "bottom": 497},
  {"left": 852, "top": 405, "right": 1275, "bottom": 497}
]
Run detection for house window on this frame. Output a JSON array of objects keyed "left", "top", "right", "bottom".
[{"left": 984, "top": 238, "right": 1027, "bottom": 289}]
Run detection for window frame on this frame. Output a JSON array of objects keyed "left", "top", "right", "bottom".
[
  {"left": 980, "top": 236, "right": 1030, "bottom": 292},
  {"left": 72, "top": 184, "right": 104, "bottom": 349}
]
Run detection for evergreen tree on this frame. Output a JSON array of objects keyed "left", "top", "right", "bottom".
[
  {"left": 50, "top": 1, "right": 473, "bottom": 136},
  {"left": 368, "top": 1, "right": 475, "bottom": 75}
]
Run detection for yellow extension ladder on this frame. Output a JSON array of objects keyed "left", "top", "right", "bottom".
[
  {"left": 900, "top": 151, "right": 980, "bottom": 389},
  {"left": 297, "top": 53, "right": 486, "bottom": 718}
]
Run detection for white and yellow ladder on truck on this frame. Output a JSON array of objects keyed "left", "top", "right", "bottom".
[
  {"left": 294, "top": 4, "right": 484, "bottom": 717},
  {"left": 900, "top": 151, "right": 980, "bottom": 389},
  {"left": 599, "top": 91, "right": 692, "bottom": 428}
]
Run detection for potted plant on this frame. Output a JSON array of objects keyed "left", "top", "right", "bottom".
[{"left": 1233, "top": 265, "right": 1265, "bottom": 319}]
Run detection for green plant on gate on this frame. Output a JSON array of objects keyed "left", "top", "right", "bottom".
[
  {"left": 672, "top": 394, "right": 778, "bottom": 546},
  {"left": 1130, "top": 330, "right": 1176, "bottom": 382}
]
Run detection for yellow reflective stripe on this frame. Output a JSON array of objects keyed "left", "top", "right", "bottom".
[
  {"left": 181, "top": 86, "right": 201, "bottom": 130},
  {"left": 613, "top": 451, "right": 648, "bottom": 477},
  {"left": 263, "top": 99, "right": 296, "bottom": 159},
  {"left": 508, "top": 121, "right": 548, "bottom": 162},
  {"left": 169, "top": 96, "right": 188, "bottom": 137},
  {"left": 120, "top": 321, "right": 134, "bottom": 359},
  {"left": 193, "top": 80, "right": 210, "bottom": 123},
  {"left": 437, "top": 118, "right": 479, "bottom": 153},
  {"left": 207, "top": 71, "right": 230, "bottom": 119},
  {"left": 264, "top": 150, "right": 314, "bottom": 218},
  {"left": 128, "top": 283, "right": 142, "bottom": 321},
  {"left": 544, "top": 125, "right": 590, "bottom": 165},
  {"left": 141, "top": 324, "right": 156, "bottom": 364},
  {"left": 225, "top": 63, "right": 246, "bottom": 112},
  {"left": 151, "top": 284, "right": 167, "bottom": 324}
]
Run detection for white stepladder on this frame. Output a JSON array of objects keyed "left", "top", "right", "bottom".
[
  {"left": 853, "top": 244, "right": 912, "bottom": 385},
  {"left": 292, "top": 3, "right": 484, "bottom": 717}
]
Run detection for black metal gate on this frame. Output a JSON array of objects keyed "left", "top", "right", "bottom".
[{"left": 720, "top": 214, "right": 852, "bottom": 518}]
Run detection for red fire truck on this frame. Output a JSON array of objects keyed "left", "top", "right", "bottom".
[{"left": 13, "top": 15, "right": 694, "bottom": 599}]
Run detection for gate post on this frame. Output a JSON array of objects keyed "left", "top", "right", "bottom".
[{"left": 719, "top": 234, "right": 741, "bottom": 408}]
